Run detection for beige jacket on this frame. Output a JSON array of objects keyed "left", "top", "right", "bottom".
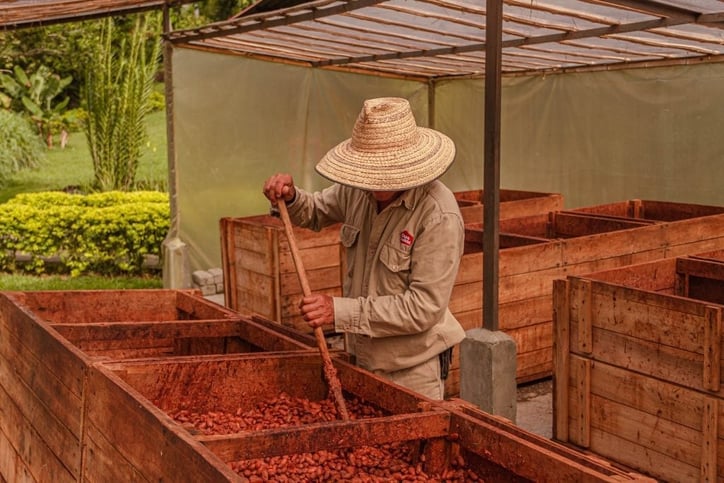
[{"left": 287, "top": 180, "right": 466, "bottom": 372}]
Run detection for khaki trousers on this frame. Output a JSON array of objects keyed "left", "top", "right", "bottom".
[{"left": 374, "top": 355, "right": 443, "bottom": 400}]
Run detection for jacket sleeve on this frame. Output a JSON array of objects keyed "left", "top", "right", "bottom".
[
  {"left": 286, "top": 184, "right": 347, "bottom": 230},
  {"left": 333, "top": 210, "right": 464, "bottom": 337}
]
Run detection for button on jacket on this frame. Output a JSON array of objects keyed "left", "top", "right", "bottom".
[{"left": 287, "top": 180, "right": 466, "bottom": 372}]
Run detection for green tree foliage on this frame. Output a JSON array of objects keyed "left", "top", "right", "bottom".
[
  {"left": 0, "top": 24, "right": 97, "bottom": 108},
  {"left": 0, "top": 65, "right": 72, "bottom": 147},
  {"left": 0, "top": 109, "right": 45, "bottom": 187},
  {"left": 83, "top": 14, "right": 161, "bottom": 191},
  {"left": 198, "top": 0, "right": 251, "bottom": 21}
]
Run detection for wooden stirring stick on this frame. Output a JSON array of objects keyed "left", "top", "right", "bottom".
[{"left": 276, "top": 200, "right": 350, "bottom": 421}]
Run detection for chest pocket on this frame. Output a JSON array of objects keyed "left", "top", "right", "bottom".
[{"left": 379, "top": 243, "right": 411, "bottom": 273}]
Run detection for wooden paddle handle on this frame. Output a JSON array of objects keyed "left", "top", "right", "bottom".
[{"left": 276, "top": 200, "right": 350, "bottom": 421}]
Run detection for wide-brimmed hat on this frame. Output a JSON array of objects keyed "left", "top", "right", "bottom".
[{"left": 315, "top": 97, "right": 455, "bottom": 191}]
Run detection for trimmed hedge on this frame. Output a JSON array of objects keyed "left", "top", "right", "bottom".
[{"left": 0, "top": 191, "right": 169, "bottom": 276}]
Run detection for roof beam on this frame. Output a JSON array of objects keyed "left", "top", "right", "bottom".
[
  {"left": 312, "top": 11, "right": 702, "bottom": 68},
  {"left": 167, "top": 0, "right": 386, "bottom": 43},
  {"left": 0, "top": 0, "right": 194, "bottom": 31}
]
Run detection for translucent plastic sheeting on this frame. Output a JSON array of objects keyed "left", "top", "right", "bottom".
[
  {"left": 173, "top": 47, "right": 427, "bottom": 271},
  {"left": 173, "top": 46, "right": 724, "bottom": 272}
]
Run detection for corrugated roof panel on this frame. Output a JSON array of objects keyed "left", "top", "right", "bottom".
[{"left": 168, "top": 0, "right": 724, "bottom": 79}]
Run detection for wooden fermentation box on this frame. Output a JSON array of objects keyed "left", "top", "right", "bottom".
[
  {"left": 451, "top": 199, "right": 724, "bottom": 392},
  {"left": 552, "top": 252, "right": 724, "bottom": 482},
  {"left": 220, "top": 189, "right": 563, "bottom": 334},
  {"left": 221, "top": 198, "right": 724, "bottom": 398},
  {"left": 0, "top": 289, "right": 318, "bottom": 482},
  {"left": 0, "top": 288, "right": 654, "bottom": 482}
]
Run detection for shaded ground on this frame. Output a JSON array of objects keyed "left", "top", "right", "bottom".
[{"left": 516, "top": 378, "right": 553, "bottom": 438}]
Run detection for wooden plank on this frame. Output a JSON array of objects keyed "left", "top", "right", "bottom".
[
  {"left": 553, "top": 279, "right": 570, "bottom": 442},
  {"left": 498, "top": 295, "right": 552, "bottom": 330},
  {"left": 448, "top": 401, "right": 654, "bottom": 481},
  {"left": 448, "top": 409, "right": 644, "bottom": 482},
  {"left": 175, "top": 291, "right": 238, "bottom": 320},
  {"left": 677, "top": 257, "right": 724, "bottom": 283},
  {"left": 0, "top": 384, "right": 76, "bottom": 482},
  {"left": 578, "top": 280, "right": 592, "bottom": 355},
  {"left": 663, "top": 215, "right": 724, "bottom": 251},
  {"left": 590, "top": 394, "right": 701, "bottom": 466},
  {"left": 701, "top": 397, "right": 718, "bottom": 482},
  {"left": 560, "top": 224, "right": 666, "bottom": 267},
  {"left": 587, "top": 427, "right": 698, "bottom": 482},
  {"left": 220, "top": 218, "right": 239, "bottom": 309},
  {"left": 515, "top": 349, "right": 554, "bottom": 383},
  {"left": 504, "top": 322, "right": 551, "bottom": 354},
  {"left": 640, "top": 200, "right": 724, "bottom": 221},
  {"left": 704, "top": 306, "right": 722, "bottom": 392},
  {"left": 572, "top": 356, "right": 590, "bottom": 448},
  {"left": 232, "top": 246, "right": 276, "bottom": 275},
  {"left": 12, "top": 290, "right": 182, "bottom": 323},
  {"left": 0, "top": 426, "right": 31, "bottom": 483},
  {"left": 278, "top": 245, "right": 341, "bottom": 274},
  {"left": 569, "top": 278, "right": 710, "bottom": 354},
  {"left": 449, "top": 281, "right": 483, "bottom": 315},
  {"left": 553, "top": 212, "right": 654, "bottom": 238},
  {"left": 571, "top": 201, "right": 631, "bottom": 218},
  {"left": 0, "top": 299, "right": 85, "bottom": 431},
  {"left": 279, "top": 265, "right": 341, "bottom": 293},
  {"left": 198, "top": 411, "right": 450, "bottom": 462},
  {"left": 578, "top": 257, "right": 677, "bottom": 292}
]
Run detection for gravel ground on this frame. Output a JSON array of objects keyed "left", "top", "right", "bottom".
[{"left": 516, "top": 378, "right": 553, "bottom": 438}]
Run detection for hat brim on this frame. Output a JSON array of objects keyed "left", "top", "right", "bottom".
[{"left": 315, "top": 127, "right": 455, "bottom": 191}]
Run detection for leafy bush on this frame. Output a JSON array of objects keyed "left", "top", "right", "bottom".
[
  {"left": 0, "top": 65, "right": 73, "bottom": 147},
  {"left": 0, "top": 191, "right": 169, "bottom": 276},
  {"left": 0, "top": 110, "right": 45, "bottom": 186}
]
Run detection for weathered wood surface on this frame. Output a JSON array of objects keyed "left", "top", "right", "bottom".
[
  {"left": 459, "top": 202, "right": 724, "bottom": 385},
  {"left": 50, "top": 317, "right": 313, "bottom": 359},
  {"left": 0, "top": 290, "right": 655, "bottom": 482},
  {"left": 454, "top": 189, "right": 563, "bottom": 224},
  {"left": 220, "top": 215, "right": 343, "bottom": 332},
  {"left": 554, "top": 256, "right": 724, "bottom": 481},
  {"left": 0, "top": 293, "right": 86, "bottom": 483}
]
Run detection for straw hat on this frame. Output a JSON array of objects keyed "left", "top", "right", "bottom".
[{"left": 315, "top": 97, "right": 455, "bottom": 191}]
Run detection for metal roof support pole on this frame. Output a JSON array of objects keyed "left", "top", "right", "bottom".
[{"left": 483, "top": 0, "right": 501, "bottom": 331}]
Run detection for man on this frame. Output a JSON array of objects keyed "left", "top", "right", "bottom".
[{"left": 263, "top": 97, "right": 465, "bottom": 400}]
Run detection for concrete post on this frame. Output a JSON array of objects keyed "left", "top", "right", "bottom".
[
  {"left": 459, "top": 328, "right": 517, "bottom": 422},
  {"left": 162, "top": 236, "right": 191, "bottom": 289}
]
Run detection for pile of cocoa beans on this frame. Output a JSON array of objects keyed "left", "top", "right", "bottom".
[{"left": 168, "top": 393, "right": 482, "bottom": 482}]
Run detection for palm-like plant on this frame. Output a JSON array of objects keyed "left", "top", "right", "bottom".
[{"left": 83, "top": 13, "right": 161, "bottom": 191}]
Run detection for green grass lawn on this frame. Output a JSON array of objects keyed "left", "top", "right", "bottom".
[
  {"left": 1, "top": 109, "right": 168, "bottom": 290},
  {"left": 0, "top": 109, "right": 168, "bottom": 203}
]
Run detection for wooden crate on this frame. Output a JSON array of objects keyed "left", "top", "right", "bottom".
[
  {"left": 454, "top": 189, "right": 563, "bottom": 224},
  {"left": 553, "top": 254, "right": 724, "bottom": 482},
  {"left": 0, "top": 289, "right": 317, "bottom": 482},
  {"left": 0, "top": 289, "right": 653, "bottom": 482},
  {"left": 220, "top": 214, "right": 344, "bottom": 334},
  {"left": 451, "top": 200, "right": 724, "bottom": 391}
]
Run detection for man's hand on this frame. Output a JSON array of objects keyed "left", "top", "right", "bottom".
[
  {"left": 300, "top": 294, "right": 335, "bottom": 329},
  {"left": 263, "top": 173, "right": 296, "bottom": 204}
]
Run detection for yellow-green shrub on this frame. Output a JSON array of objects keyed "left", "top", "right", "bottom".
[{"left": 0, "top": 191, "right": 169, "bottom": 276}]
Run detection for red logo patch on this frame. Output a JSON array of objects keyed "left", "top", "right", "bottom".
[{"left": 400, "top": 230, "right": 414, "bottom": 247}]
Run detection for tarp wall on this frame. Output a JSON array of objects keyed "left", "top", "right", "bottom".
[{"left": 173, "top": 46, "right": 724, "bottom": 272}]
